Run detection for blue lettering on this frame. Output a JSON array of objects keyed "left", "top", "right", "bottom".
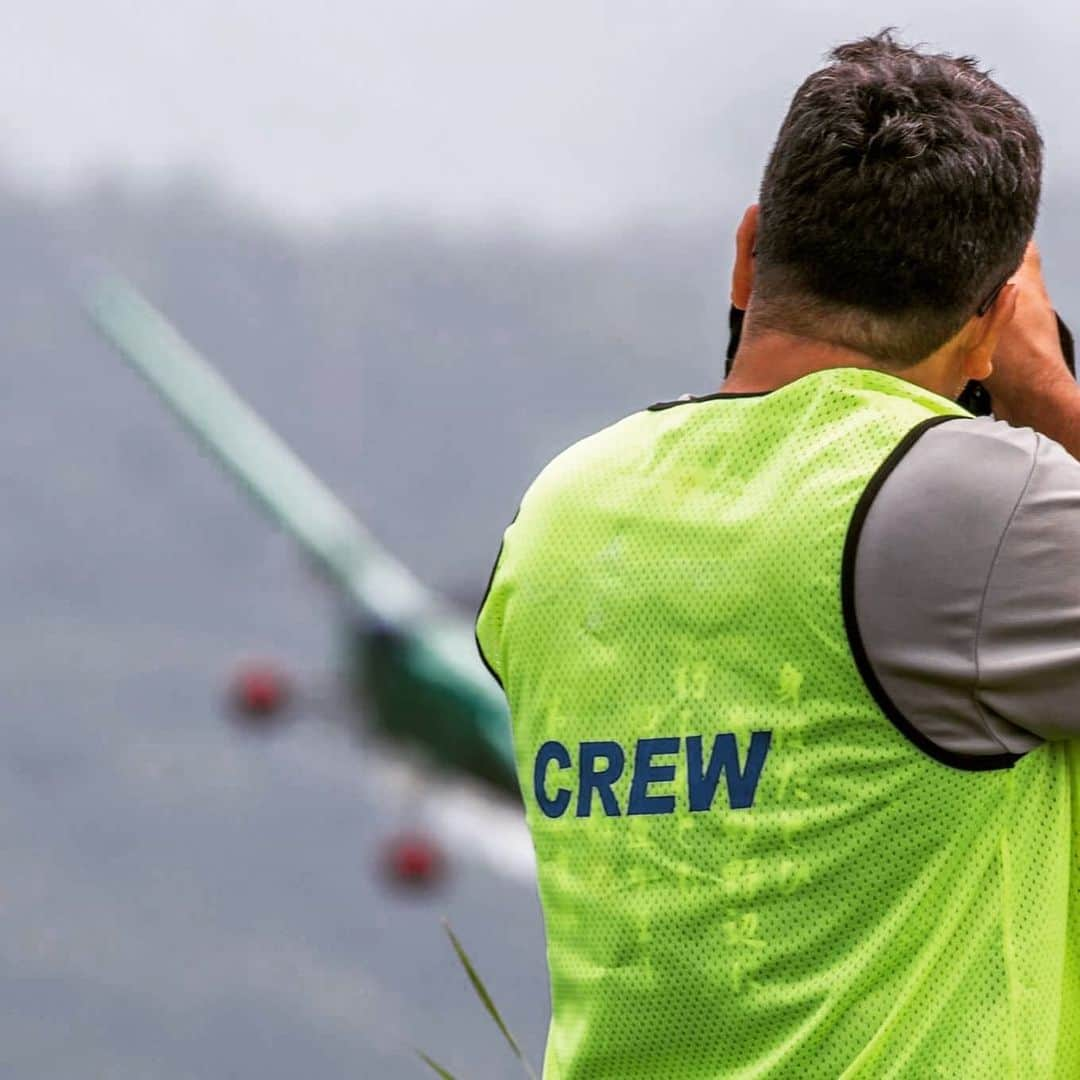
[
  {"left": 533, "top": 740, "right": 572, "bottom": 818},
  {"left": 577, "top": 741, "right": 625, "bottom": 817},
  {"left": 687, "top": 731, "right": 772, "bottom": 811},
  {"left": 627, "top": 737, "right": 680, "bottom": 815}
]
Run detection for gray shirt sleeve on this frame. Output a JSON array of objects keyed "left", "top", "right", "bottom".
[{"left": 854, "top": 416, "right": 1080, "bottom": 760}]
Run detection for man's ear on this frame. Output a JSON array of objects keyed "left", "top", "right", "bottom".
[
  {"left": 731, "top": 204, "right": 759, "bottom": 311},
  {"left": 962, "top": 281, "right": 1018, "bottom": 382}
]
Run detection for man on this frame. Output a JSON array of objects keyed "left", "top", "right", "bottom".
[{"left": 476, "top": 30, "right": 1080, "bottom": 1077}]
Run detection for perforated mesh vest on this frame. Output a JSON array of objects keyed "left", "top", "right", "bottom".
[{"left": 476, "top": 367, "right": 1080, "bottom": 1078}]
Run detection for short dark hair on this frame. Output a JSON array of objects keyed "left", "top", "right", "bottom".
[{"left": 752, "top": 29, "right": 1042, "bottom": 368}]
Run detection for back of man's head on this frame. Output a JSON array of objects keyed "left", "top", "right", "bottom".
[{"left": 753, "top": 29, "right": 1042, "bottom": 369}]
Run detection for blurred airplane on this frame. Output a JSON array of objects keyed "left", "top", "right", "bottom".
[{"left": 85, "top": 277, "right": 524, "bottom": 885}]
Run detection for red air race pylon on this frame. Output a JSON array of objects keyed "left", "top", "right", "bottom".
[{"left": 227, "top": 660, "right": 291, "bottom": 726}]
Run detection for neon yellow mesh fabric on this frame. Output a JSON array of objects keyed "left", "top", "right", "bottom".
[{"left": 477, "top": 367, "right": 1079, "bottom": 1078}]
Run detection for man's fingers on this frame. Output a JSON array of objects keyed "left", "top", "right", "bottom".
[
  {"left": 1012, "top": 238, "right": 1053, "bottom": 304},
  {"left": 999, "top": 281, "right": 1019, "bottom": 325}
]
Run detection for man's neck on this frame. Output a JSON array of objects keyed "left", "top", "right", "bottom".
[{"left": 721, "top": 326, "right": 953, "bottom": 399}]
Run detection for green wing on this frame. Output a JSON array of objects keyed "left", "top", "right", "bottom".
[
  {"left": 85, "top": 275, "right": 427, "bottom": 625},
  {"left": 85, "top": 276, "right": 517, "bottom": 792}
]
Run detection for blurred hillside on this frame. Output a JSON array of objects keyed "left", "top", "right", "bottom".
[
  {"left": 6, "top": 174, "right": 734, "bottom": 611},
  {"left": 10, "top": 172, "right": 1079, "bottom": 611}
]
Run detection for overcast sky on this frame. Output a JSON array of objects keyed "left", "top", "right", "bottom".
[{"left": 4, "top": 1, "right": 1078, "bottom": 233}]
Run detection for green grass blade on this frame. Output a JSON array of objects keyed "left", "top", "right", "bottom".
[
  {"left": 441, "top": 919, "right": 539, "bottom": 1080},
  {"left": 416, "top": 1050, "right": 460, "bottom": 1079}
]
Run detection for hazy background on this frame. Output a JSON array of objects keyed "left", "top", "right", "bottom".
[{"left": 4, "top": 3, "right": 1078, "bottom": 1077}]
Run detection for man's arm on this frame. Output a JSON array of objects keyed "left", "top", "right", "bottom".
[
  {"left": 853, "top": 416, "right": 1080, "bottom": 757},
  {"left": 976, "top": 430, "right": 1080, "bottom": 740},
  {"left": 992, "top": 365, "right": 1080, "bottom": 461},
  {"left": 984, "top": 242, "right": 1080, "bottom": 459}
]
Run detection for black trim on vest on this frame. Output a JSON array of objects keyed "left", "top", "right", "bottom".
[
  {"left": 648, "top": 365, "right": 914, "bottom": 411},
  {"left": 474, "top": 507, "right": 520, "bottom": 690},
  {"left": 648, "top": 388, "right": 771, "bottom": 410},
  {"left": 841, "top": 414, "right": 1024, "bottom": 772}
]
